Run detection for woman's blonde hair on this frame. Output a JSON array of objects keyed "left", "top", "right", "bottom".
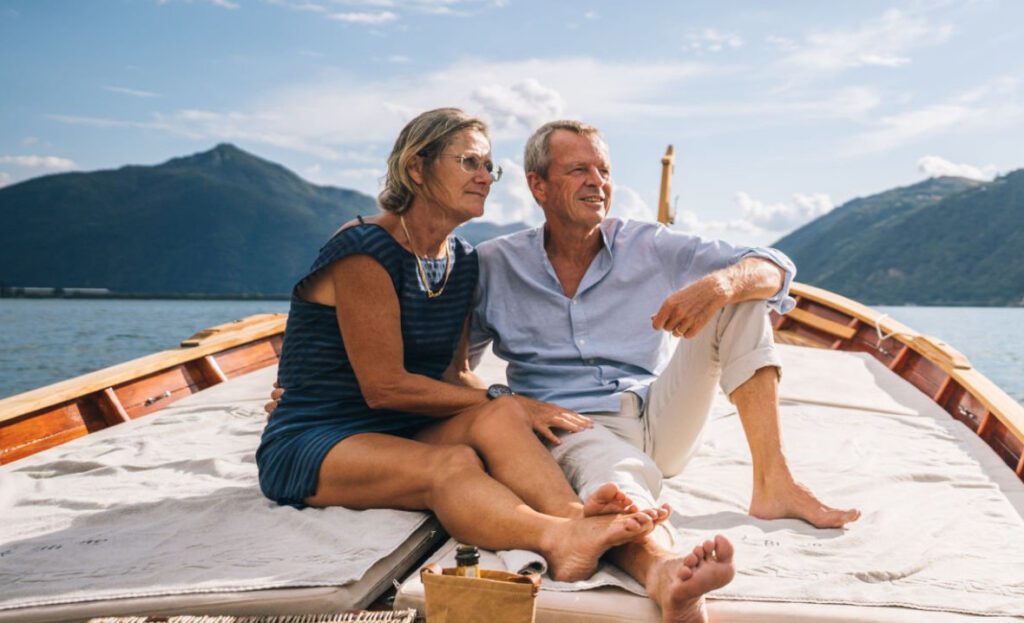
[{"left": 378, "top": 108, "right": 489, "bottom": 214}]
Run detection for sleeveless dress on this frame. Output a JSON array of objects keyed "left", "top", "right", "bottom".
[{"left": 256, "top": 221, "right": 478, "bottom": 507}]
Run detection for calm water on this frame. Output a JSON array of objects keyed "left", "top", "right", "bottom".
[{"left": 1, "top": 299, "right": 1021, "bottom": 404}]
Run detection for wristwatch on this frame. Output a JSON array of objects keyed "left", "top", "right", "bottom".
[{"left": 486, "top": 383, "right": 514, "bottom": 400}]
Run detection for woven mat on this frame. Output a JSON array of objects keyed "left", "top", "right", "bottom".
[{"left": 87, "top": 612, "right": 416, "bottom": 623}]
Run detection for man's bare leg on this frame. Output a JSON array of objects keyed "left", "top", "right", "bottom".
[
  {"left": 732, "top": 366, "right": 861, "bottom": 528},
  {"left": 609, "top": 534, "right": 735, "bottom": 623}
]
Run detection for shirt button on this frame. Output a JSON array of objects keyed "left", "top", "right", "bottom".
[
  {"left": 578, "top": 338, "right": 586, "bottom": 345},
  {"left": 572, "top": 298, "right": 578, "bottom": 305}
]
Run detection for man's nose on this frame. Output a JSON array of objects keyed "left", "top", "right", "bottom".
[{"left": 584, "top": 166, "right": 604, "bottom": 186}]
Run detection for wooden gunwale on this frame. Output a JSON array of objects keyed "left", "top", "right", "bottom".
[
  {"left": 774, "top": 282, "right": 1024, "bottom": 480},
  {"left": 0, "top": 313, "right": 286, "bottom": 464}
]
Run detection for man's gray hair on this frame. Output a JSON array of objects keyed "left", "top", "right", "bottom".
[{"left": 523, "top": 120, "right": 605, "bottom": 178}]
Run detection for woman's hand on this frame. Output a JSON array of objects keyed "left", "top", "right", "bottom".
[
  {"left": 512, "top": 395, "right": 593, "bottom": 445},
  {"left": 264, "top": 382, "right": 284, "bottom": 419}
]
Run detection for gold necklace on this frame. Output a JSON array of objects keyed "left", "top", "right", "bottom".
[{"left": 400, "top": 215, "right": 453, "bottom": 299}]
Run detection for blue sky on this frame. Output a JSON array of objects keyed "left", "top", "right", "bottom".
[{"left": 2, "top": 0, "right": 1022, "bottom": 244}]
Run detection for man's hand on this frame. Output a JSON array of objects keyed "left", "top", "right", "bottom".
[
  {"left": 651, "top": 273, "right": 731, "bottom": 339},
  {"left": 513, "top": 395, "right": 593, "bottom": 445},
  {"left": 264, "top": 382, "right": 284, "bottom": 418}
]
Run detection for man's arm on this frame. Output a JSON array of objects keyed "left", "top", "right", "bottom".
[
  {"left": 442, "top": 317, "right": 488, "bottom": 389},
  {"left": 651, "top": 257, "right": 782, "bottom": 339}
]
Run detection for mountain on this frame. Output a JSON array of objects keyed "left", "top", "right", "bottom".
[
  {"left": 773, "top": 173, "right": 1024, "bottom": 306},
  {"left": 0, "top": 144, "right": 528, "bottom": 296}
]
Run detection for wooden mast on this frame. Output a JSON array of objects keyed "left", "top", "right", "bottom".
[{"left": 657, "top": 145, "right": 675, "bottom": 225}]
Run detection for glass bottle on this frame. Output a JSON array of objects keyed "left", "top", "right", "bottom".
[{"left": 454, "top": 544, "right": 481, "bottom": 578}]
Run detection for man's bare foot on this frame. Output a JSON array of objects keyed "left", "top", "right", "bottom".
[
  {"left": 749, "top": 472, "right": 860, "bottom": 528},
  {"left": 646, "top": 535, "right": 735, "bottom": 623},
  {"left": 544, "top": 511, "right": 656, "bottom": 582},
  {"left": 583, "top": 482, "right": 638, "bottom": 516}
]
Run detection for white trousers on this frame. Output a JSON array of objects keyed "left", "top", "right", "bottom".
[{"left": 549, "top": 301, "right": 781, "bottom": 546}]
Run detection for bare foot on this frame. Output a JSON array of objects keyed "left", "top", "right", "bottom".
[
  {"left": 646, "top": 535, "right": 735, "bottom": 623},
  {"left": 583, "top": 482, "right": 638, "bottom": 517},
  {"left": 545, "top": 512, "right": 656, "bottom": 582},
  {"left": 749, "top": 473, "right": 860, "bottom": 528}
]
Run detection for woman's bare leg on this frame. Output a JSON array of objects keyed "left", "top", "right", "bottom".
[
  {"left": 414, "top": 397, "right": 593, "bottom": 517},
  {"left": 306, "top": 432, "right": 656, "bottom": 581}
]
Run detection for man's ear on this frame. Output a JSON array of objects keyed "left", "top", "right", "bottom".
[
  {"left": 526, "top": 171, "right": 545, "bottom": 204},
  {"left": 407, "top": 154, "right": 426, "bottom": 186}
]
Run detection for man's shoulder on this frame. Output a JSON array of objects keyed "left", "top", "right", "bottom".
[{"left": 476, "top": 225, "right": 539, "bottom": 258}]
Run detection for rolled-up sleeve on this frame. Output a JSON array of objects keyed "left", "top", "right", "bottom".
[{"left": 653, "top": 226, "right": 797, "bottom": 314}]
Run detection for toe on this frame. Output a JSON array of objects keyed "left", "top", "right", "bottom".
[
  {"left": 713, "top": 535, "right": 734, "bottom": 563},
  {"left": 683, "top": 552, "right": 699, "bottom": 568},
  {"left": 702, "top": 540, "right": 715, "bottom": 558}
]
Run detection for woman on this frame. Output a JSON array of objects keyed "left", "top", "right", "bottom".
[{"left": 256, "top": 108, "right": 661, "bottom": 581}]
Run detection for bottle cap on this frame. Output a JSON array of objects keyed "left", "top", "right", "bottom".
[{"left": 455, "top": 544, "right": 480, "bottom": 565}]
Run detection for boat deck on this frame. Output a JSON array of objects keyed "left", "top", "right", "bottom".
[{"left": 2, "top": 344, "right": 1023, "bottom": 622}]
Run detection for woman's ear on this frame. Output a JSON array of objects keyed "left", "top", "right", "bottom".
[{"left": 407, "top": 154, "right": 426, "bottom": 186}]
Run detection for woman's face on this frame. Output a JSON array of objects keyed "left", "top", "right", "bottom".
[{"left": 419, "top": 128, "right": 494, "bottom": 221}]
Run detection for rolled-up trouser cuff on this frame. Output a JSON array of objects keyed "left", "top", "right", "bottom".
[{"left": 720, "top": 345, "right": 782, "bottom": 398}]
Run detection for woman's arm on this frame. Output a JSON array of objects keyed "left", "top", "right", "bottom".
[{"left": 332, "top": 254, "right": 489, "bottom": 415}]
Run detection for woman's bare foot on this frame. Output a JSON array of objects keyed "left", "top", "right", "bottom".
[
  {"left": 582, "top": 483, "right": 672, "bottom": 527},
  {"left": 583, "top": 482, "right": 638, "bottom": 516},
  {"left": 646, "top": 535, "right": 735, "bottom": 623},
  {"left": 749, "top": 471, "right": 860, "bottom": 528},
  {"left": 544, "top": 511, "right": 657, "bottom": 582}
]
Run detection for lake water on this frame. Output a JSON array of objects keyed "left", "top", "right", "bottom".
[{"left": 1, "top": 299, "right": 1022, "bottom": 405}]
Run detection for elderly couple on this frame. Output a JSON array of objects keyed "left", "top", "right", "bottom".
[{"left": 256, "top": 108, "right": 860, "bottom": 623}]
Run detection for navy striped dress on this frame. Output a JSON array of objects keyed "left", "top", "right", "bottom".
[{"left": 256, "top": 222, "right": 478, "bottom": 508}]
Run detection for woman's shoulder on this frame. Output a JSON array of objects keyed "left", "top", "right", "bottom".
[{"left": 310, "top": 219, "right": 405, "bottom": 274}]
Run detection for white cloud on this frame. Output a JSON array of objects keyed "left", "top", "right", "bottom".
[
  {"left": 47, "top": 56, "right": 713, "bottom": 165},
  {"left": 780, "top": 9, "right": 952, "bottom": 73},
  {"left": 917, "top": 155, "right": 997, "bottom": 181},
  {"left": 21, "top": 137, "right": 39, "bottom": 146},
  {"left": 471, "top": 79, "right": 564, "bottom": 134},
  {"left": 0, "top": 172, "right": 10, "bottom": 188},
  {"left": 105, "top": 85, "right": 161, "bottom": 98},
  {"left": 612, "top": 185, "right": 654, "bottom": 222},
  {"left": 329, "top": 10, "right": 398, "bottom": 23},
  {"left": 674, "top": 209, "right": 765, "bottom": 246},
  {"left": 735, "top": 191, "right": 834, "bottom": 231},
  {"left": 584, "top": 11, "right": 599, "bottom": 20},
  {"left": 686, "top": 29, "right": 744, "bottom": 53},
  {"left": 0, "top": 155, "right": 77, "bottom": 170},
  {"left": 483, "top": 159, "right": 539, "bottom": 224},
  {"left": 388, "top": 54, "right": 411, "bottom": 63}
]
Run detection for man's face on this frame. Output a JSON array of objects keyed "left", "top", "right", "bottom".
[{"left": 529, "top": 130, "right": 612, "bottom": 229}]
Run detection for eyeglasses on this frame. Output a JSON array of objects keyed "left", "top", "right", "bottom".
[{"left": 441, "top": 153, "right": 503, "bottom": 182}]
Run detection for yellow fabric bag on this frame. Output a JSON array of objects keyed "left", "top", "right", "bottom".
[{"left": 421, "top": 563, "right": 541, "bottom": 623}]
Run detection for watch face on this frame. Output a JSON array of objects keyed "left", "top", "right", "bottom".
[{"left": 487, "top": 384, "right": 513, "bottom": 399}]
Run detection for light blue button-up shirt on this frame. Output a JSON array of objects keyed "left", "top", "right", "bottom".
[{"left": 469, "top": 218, "right": 796, "bottom": 413}]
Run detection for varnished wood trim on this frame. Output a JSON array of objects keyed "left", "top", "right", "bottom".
[
  {"left": 0, "top": 314, "right": 286, "bottom": 425},
  {"left": 200, "top": 355, "right": 229, "bottom": 384},
  {"left": 889, "top": 345, "right": 910, "bottom": 371},
  {"left": 100, "top": 388, "right": 130, "bottom": 423},
  {"left": 787, "top": 307, "right": 857, "bottom": 340}
]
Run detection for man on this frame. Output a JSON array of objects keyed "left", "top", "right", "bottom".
[{"left": 465, "top": 120, "right": 860, "bottom": 622}]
